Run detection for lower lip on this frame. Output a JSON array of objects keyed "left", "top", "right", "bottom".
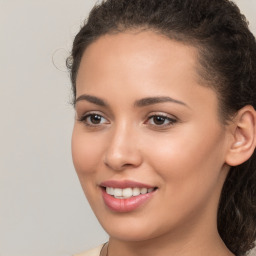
[{"left": 101, "top": 188, "right": 156, "bottom": 213}]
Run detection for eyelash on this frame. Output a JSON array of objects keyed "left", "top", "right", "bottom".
[
  {"left": 78, "top": 112, "right": 177, "bottom": 128},
  {"left": 145, "top": 114, "right": 177, "bottom": 127},
  {"left": 78, "top": 112, "right": 109, "bottom": 127}
]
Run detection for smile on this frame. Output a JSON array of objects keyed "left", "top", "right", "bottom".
[
  {"left": 105, "top": 187, "right": 155, "bottom": 199},
  {"left": 100, "top": 180, "right": 158, "bottom": 212}
]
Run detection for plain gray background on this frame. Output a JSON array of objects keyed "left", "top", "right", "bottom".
[{"left": 0, "top": 1, "right": 255, "bottom": 256}]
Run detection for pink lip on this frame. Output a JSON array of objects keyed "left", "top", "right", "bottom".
[
  {"left": 101, "top": 188, "right": 155, "bottom": 212},
  {"left": 100, "top": 180, "right": 157, "bottom": 213}
]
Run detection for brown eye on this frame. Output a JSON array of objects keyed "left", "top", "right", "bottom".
[
  {"left": 152, "top": 116, "right": 166, "bottom": 125},
  {"left": 146, "top": 114, "right": 177, "bottom": 126},
  {"left": 89, "top": 114, "right": 102, "bottom": 124},
  {"left": 79, "top": 113, "right": 109, "bottom": 126}
]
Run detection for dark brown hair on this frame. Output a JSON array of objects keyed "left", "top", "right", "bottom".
[{"left": 67, "top": 0, "right": 256, "bottom": 255}]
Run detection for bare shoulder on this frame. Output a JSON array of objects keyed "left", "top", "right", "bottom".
[{"left": 74, "top": 244, "right": 104, "bottom": 256}]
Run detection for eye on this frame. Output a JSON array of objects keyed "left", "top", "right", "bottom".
[
  {"left": 78, "top": 113, "right": 109, "bottom": 126},
  {"left": 146, "top": 114, "right": 177, "bottom": 126}
]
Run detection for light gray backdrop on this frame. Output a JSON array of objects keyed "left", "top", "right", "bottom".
[{"left": 0, "top": 1, "right": 255, "bottom": 256}]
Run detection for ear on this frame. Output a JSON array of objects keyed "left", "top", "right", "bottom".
[{"left": 225, "top": 105, "right": 256, "bottom": 166}]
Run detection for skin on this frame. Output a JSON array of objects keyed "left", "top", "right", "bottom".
[{"left": 72, "top": 31, "right": 235, "bottom": 256}]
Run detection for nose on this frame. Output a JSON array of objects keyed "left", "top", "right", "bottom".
[{"left": 104, "top": 123, "right": 142, "bottom": 171}]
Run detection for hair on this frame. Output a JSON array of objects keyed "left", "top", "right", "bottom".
[{"left": 67, "top": 0, "right": 256, "bottom": 255}]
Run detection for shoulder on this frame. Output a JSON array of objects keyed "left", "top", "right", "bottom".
[{"left": 74, "top": 244, "right": 104, "bottom": 256}]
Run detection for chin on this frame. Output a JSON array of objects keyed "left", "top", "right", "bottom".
[{"left": 97, "top": 213, "right": 169, "bottom": 242}]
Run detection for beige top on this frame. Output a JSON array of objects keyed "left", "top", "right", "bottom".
[{"left": 74, "top": 244, "right": 104, "bottom": 256}]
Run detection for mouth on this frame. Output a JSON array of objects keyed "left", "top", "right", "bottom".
[
  {"left": 103, "top": 186, "right": 158, "bottom": 199},
  {"left": 100, "top": 180, "right": 158, "bottom": 212}
]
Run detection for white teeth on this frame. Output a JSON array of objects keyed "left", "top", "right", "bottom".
[
  {"left": 140, "top": 188, "right": 147, "bottom": 194},
  {"left": 106, "top": 187, "right": 111, "bottom": 194},
  {"left": 106, "top": 187, "right": 155, "bottom": 198},
  {"left": 122, "top": 188, "right": 133, "bottom": 198},
  {"left": 132, "top": 188, "right": 140, "bottom": 196},
  {"left": 106, "top": 187, "right": 115, "bottom": 195},
  {"left": 114, "top": 188, "right": 122, "bottom": 197},
  {"left": 109, "top": 187, "right": 115, "bottom": 195}
]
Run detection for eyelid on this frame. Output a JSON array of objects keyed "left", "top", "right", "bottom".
[
  {"left": 146, "top": 111, "right": 178, "bottom": 120},
  {"left": 144, "top": 112, "right": 178, "bottom": 127},
  {"left": 77, "top": 110, "right": 101, "bottom": 120},
  {"left": 77, "top": 111, "right": 110, "bottom": 126}
]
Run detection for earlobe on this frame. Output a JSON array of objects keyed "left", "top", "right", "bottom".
[{"left": 225, "top": 105, "right": 256, "bottom": 167}]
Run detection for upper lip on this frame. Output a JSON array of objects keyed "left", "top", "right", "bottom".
[{"left": 100, "top": 180, "right": 156, "bottom": 189}]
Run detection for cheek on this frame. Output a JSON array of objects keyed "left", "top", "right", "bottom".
[
  {"left": 144, "top": 123, "right": 226, "bottom": 194},
  {"left": 71, "top": 126, "right": 106, "bottom": 207},
  {"left": 140, "top": 127, "right": 227, "bottom": 227},
  {"left": 71, "top": 126, "right": 104, "bottom": 176}
]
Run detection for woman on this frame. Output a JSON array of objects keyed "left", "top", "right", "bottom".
[{"left": 67, "top": 0, "right": 256, "bottom": 255}]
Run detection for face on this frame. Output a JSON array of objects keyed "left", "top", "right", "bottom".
[{"left": 72, "top": 31, "right": 230, "bottom": 242}]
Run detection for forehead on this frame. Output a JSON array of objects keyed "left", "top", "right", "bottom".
[
  {"left": 77, "top": 31, "right": 199, "bottom": 88},
  {"left": 76, "top": 31, "right": 218, "bottom": 117},
  {"left": 80, "top": 31, "right": 198, "bottom": 70}
]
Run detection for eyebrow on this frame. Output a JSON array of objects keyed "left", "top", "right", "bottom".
[
  {"left": 75, "top": 94, "right": 108, "bottom": 106},
  {"left": 134, "top": 96, "right": 188, "bottom": 108},
  {"left": 75, "top": 94, "right": 188, "bottom": 108}
]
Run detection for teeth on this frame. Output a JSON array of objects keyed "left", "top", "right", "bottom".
[
  {"left": 106, "top": 187, "right": 155, "bottom": 199},
  {"left": 106, "top": 187, "right": 114, "bottom": 195},
  {"left": 132, "top": 188, "right": 140, "bottom": 196},
  {"left": 141, "top": 188, "right": 147, "bottom": 194},
  {"left": 147, "top": 188, "right": 154, "bottom": 193},
  {"left": 114, "top": 188, "right": 122, "bottom": 197},
  {"left": 122, "top": 188, "right": 133, "bottom": 198},
  {"left": 109, "top": 187, "right": 115, "bottom": 195}
]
